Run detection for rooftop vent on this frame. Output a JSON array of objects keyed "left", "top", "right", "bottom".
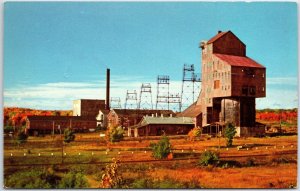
[{"left": 218, "top": 30, "right": 222, "bottom": 34}]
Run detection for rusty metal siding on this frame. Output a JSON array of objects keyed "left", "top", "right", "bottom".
[
  {"left": 231, "top": 67, "right": 266, "bottom": 98},
  {"left": 212, "top": 32, "right": 246, "bottom": 56}
]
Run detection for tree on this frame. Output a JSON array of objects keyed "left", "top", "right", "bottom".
[
  {"left": 64, "top": 128, "right": 75, "bottom": 143},
  {"left": 150, "top": 135, "right": 171, "bottom": 159},
  {"left": 107, "top": 125, "right": 124, "bottom": 142},
  {"left": 224, "top": 123, "right": 237, "bottom": 147}
]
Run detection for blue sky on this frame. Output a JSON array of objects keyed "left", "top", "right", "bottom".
[{"left": 3, "top": 2, "right": 298, "bottom": 110}]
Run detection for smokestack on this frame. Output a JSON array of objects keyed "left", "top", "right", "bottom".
[{"left": 106, "top": 68, "right": 110, "bottom": 110}]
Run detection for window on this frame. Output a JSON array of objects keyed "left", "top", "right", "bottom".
[
  {"left": 244, "top": 68, "right": 255, "bottom": 76},
  {"left": 262, "top": 87, "right": 265, "bottom": 92},
  {"left": 249, "top": 86, "right": 256, "bottom": 95},
  {"left": 242, "top": 86, "right": 248, "bottom": 95},
  {"left": 214, "top": 80, "right": 220, "bottom": 89}
]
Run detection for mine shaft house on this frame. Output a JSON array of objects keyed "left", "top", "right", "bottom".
[{"left": 195, "top": 30, "right": 266, "bottom": 137}]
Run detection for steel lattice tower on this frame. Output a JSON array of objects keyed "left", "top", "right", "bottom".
[
  {"left": 110, "top": 97, "right": 122, "bottom": 109},
  {"left": 181, "top": 64, "right": 201, "bottom": 111},
  {"left": 124, "top": 90, "right": 138, "bottom": 109},
  {"left": 169, "top": 93, "right": 182, "bottom": 112},
  {"left": 156, "top": 75, "right": 170, "bottom": 110},
  {"left": 138, "top": 83, "right": 153, "bottom": 109}
]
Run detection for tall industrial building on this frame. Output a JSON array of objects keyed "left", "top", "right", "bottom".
[
  {"left": 197, "top": 31, "right": 266, "bottom": 136},
  {"left": 73, "top": 99, "right": 106, "bottom": 117}
]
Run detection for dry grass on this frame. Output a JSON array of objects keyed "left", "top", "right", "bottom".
[{"left": 145, "top": 163, "right": 297, "bottom": 188}]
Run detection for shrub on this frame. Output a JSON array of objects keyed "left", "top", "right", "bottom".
[
  {"left": 58, "top": 171, "right": 89, "bottom": 188},
  {"left": 150, "top": 135, "right": 171, "bottom": 159},
  {"left": 4, "top": 126, "right": 14, "bottom": 133},
  {"left": 199, "top": 151, "right": 219, "bottom": 166},
  {"left": 224, "top": 123, "right": 237, "bottom": 147},
  {"left": 107, "top": 126, "right": 124, "bottom": 142},
  {"left": 100, "top": 158, "right": 124, "bottom": 188},
  {"left": 5, "top": 169, "right": 56, "bottom": 188},
  {"left": 64, "top": 128, "right": 75, "bottom": 143},
  {"left": 245, "top": 157, "right": 256, "bottom": 167},
  {"left": 15, "top": 130, "right": 28, "bottom": 145},
  {"left": 188, "top": 127, "right": 202, "bottom": 141}
]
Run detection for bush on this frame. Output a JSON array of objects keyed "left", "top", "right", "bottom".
[
  {"left": 188, "top": 127, "right": 202, "bottom": 141},
  {"left": 4, "top": 126, "right": 14, "bottom": 133},
  {"left": 5, "top": 169, "right": 57, "bottom": 188},
  {"left": 107, "top": 126, "right": 124, "bottom": 142},
  {"left": 58, "top": 171, "right": 89, "bottom": 188},
  {"left": 15, "top": 130, "right": 28, "bottom": 145},
  {"left": 224, "top": 123, "right": 237, "bottom": 147},
  {"left": 199, "top": 151, "right": 219, "bottom": 166},
  {"left": 100, "top": 158, "right": 124, "bottom": 188},
  {"left": 150, "top": 135, "right": 171, "bottom": 159},
  {"left": 245, "top": 157, "right": 256, "bottom": 167},
  {"left": 64, "top": 128, "right": 75, "bottom": 143}
]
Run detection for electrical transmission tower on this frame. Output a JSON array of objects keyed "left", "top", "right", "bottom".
[
  {"left": 181, "top": 64, "right": 201, "bottom": 111},
  {"left": 124, "top": 90, "right": 138, "bottom": 109},
  {"left": 138, "top": 83, "right": 153, "bottom": 109},
  {"left": 156, "top": 75, "right": 170, "bottom": 110},
  {"left": 169, "top": 93, "right": 182, "bottom": 112},
  {"left": 110, "top": 97, "right": 122, "bottom": 109}
]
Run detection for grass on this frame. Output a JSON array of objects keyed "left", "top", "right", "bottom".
[{"left": 4, "top": 133, "right": 298, "bottom": 188}]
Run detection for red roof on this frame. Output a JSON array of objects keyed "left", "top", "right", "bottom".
[
  {"left": 214, "top": 54, "right": 265, "bottom": 68},
  {"left": 207, "top": 31, "right": 228, "bottom": 44}
]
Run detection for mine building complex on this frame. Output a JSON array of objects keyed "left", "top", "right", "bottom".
[{"left": 25, "top": 31, "right": 266, "bottom": 137}]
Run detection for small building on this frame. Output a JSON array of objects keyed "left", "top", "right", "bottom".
[
  {"left": 128, "top": 116, "right": 194, "bottom": 137},
  {"left": 107, "top": 109, "right": 175, "bottom": 128},
  {"left": 177, "top": 102, "right": 202, "bottom": 128},
  {"left": 26, "top": 116, "right": 97, "bottom": 135},
  {"left": 73, "top": 99, "right": 106, "bottom": 117},
  {"left": 96, "top": 109, "right": 110, "bottom": 129}
]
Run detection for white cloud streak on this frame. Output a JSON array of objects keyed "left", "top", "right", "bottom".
[{"left": 4, "top": 77, "right": 298, "bottom": 110}]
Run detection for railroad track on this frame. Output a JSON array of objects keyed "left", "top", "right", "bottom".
[{"left": 4, "top": 149, "right": 297, "bottom": 167}]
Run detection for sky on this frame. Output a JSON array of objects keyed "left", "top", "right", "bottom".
[{"left": 3, "top": 2, "right": 298, "bottom": 110}]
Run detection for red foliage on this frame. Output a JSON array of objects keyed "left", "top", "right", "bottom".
[
  {"left": 256, "top": 109, "right": 297, "bottom": 122},
  {"left": 3, "top": 107, "right": 72, "bottom": 128}
]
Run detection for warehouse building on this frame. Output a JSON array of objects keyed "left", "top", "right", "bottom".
[{"left": 128, "top": 115, "right": 194, "bottom": 137}]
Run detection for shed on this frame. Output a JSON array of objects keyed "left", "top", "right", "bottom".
[{"left": 129, "top": 116, "right": 194, "bottom": 137}]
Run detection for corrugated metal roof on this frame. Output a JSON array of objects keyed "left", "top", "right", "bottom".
[
  {"left": 111, "top": 109, "right": 174, "bottom": 116},
  {"left": 214, "top": 54, "right": 265, "bottom": 68},
  {"left": 140, "top": 116, "right": 194, "bottom": 126}
]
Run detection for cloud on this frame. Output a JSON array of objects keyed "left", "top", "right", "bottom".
[
  {"left": 266, "top": 77, "right": 297, "bottom": 86},
  {"left": 4, "top": 77, "right": 191, "bottom": 110},
  {"left": 4, "top": 76, "right": 298, "bottom": 110}
]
